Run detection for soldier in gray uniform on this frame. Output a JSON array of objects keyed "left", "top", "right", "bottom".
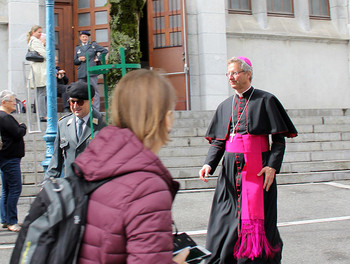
[
  {"left": 45, "top": 81, "right": 106, "bottom": 179},
  {"left": 73, "top": 30, "right": 108, "bottom": 111}
]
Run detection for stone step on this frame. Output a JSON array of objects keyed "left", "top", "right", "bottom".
[
  {"left": 286, "top": 109, "right": 349, "bottom": 117},
  {"left": 21, "top": 123, "right": 350, "bottom": 146},
  {"left": 22, "top": 172, "right": 45, "bottom": 185},
  {"left": 283, "top": 149, "right": 350, "bottom": 163},
  {"left": 22, "top": 139, "right": 350, "bottom": 157},
  {"left": 276, "top": 170, "right": 350, "bottom": 184},
  {"left": 20, "top": 146, "right": 350, "bottom": 175},
  {"left": 11, "top": 109, "right": 350, "bottom": 125},
  {"left": 7, "top": 109, "right": 350, "bottom": 196},
  {"left": 20, "top": 161, "right": 45, "bottom": 173},
  {"left": 166, "top": 158, "right": 350, "bottom": 178},
  {"left": 160, "top": 153, "right": 350, "bottom": 169},
  {"left": 280, "top": 160, "right": 350, "bottom": 173},
  {"left": 17, "top": 168, "right": 350, "bottom": 197},
  {"left": 285, "top": 141, "right": 350, "bottom": 152},
  {"left": 0, "top": 227, "right": 19, "bottom": 244},
  {"left": 169, "top": 126, "right": 350, "bottom": 139},
  {"left": 21, "top": 184, "right": 42, "bottom": 197},
  {"left": 16, "top": 157, "right": 350, "bottom": 185},
  {"left": 177, "top": 169, "right": 350, "bottom": 190},
  {"left": 161, "top": 145, "right": 350, "bottom": 160}
]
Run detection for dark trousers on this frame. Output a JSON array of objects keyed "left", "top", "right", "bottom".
[
  {"left": 0, "top": 158, "right": 22, "bottom": 225},
  {"left": 78, "top": 76, "right": 99, "bottom": 111}
]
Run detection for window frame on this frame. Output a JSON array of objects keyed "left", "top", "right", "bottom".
[
  {"left": 267, "top": 0, "right": 294, "bottom": 18},
  {"left": 151, "top": 0, "right": 183, "bottom": 49},
  {"left": 228, "top": 0, "right": 252, "bottom": 15},
  {"left": 309, "top": 0, "right": 330, "bottom": 20},
  {"left": 74, "top": 0, "right": 110, "bottom": 47}
]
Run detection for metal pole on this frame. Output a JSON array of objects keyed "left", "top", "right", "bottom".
[
  {"left": 41, "top": 0, "right": 58, "bottom": 172},
  {"left": 182, "top": 0, "right": 190, "bottom": 111}
]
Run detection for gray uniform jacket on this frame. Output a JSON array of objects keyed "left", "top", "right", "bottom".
[
  {"left": 73, "top": 42, "right": 108, "bottom": 79},
  {"left": 45, "top": 110, "right": 106, "bottom": 179}
]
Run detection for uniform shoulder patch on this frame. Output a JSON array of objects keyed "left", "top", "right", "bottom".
[{"left": 58, "top": 113, "right": 73, "bottom": 122}]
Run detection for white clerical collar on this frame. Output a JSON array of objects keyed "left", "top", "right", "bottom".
[{"left": 235, "top": 86, "right": 252, "bottom": 97}]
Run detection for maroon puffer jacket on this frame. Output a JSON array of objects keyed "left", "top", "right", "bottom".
[{"left": 74, "top": 126, "right": 179, "bottom": 264}]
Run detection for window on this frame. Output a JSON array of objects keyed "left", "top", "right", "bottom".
[
  {"left": 309, "top": 0, "right": 330, "bottom": 19},
  {"left": 228, "top": 0, "right": 251, "bottom": 14},
  {"left": 75, "top": 0, "right": 110, "bottom": 47},
  {"left": 152, "top": 0, "right": 182, "bottom": 48},
  {"left": 267, "top": 0, "right": 294, "bottom": 16}
]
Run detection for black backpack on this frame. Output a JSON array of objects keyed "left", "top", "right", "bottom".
[{"left": 10, "top": 170, "right": 115, "bottom": 264}]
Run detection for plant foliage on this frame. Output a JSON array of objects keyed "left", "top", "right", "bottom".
[{"left": 107, "top": 0, "right": 146, "bottom": 89}]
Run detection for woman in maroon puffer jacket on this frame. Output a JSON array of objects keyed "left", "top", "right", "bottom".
[{"left": 75, "top": 69, "right": 189, "bottom": 264}]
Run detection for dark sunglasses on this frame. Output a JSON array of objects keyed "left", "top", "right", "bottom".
[{"left": 68, "top": 99, "right": 85, "bottom": 106}]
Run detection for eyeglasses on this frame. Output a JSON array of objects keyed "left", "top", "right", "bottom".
[
  {"left": 225, "top": 70, "right": 245, "bottom": 77},
  {"left": 68, "top": 99, "right": 85, "bottom": 106}
]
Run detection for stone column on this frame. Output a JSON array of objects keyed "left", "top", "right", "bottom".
[
  {"left": 8, "top": 0, "right": 40, "bottom": 100},
  {"left": 329, "top": 0, "right": 348, "bottom": 35},
  {"left": 294, "top": 0, "right": 310, "bottom": 31},
  {"left": 251, "top": 1, "right": 267, "bottom": 29},
  {"left": 194, "top": 0, "right": 228, "bottom": 110}
]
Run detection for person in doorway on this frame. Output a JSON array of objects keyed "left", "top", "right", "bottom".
[
  {"left": 73, "top": 30, "right": 108, "bottom": 112},
  {"left": 0, "top": 90, "right": 27, "bottom": 232},
  {"left": 199, "top": 57, "right": 298, "bottom": 264},
  {"left": 26, "top": 25, "right": 47, "bottom": 122},
  {"left": 44, "top": 81, "right": 106, "bottom": 179},
  {"left": 55, "top": 56, "right": 70, "bottom": 112},
  {"left": 74, "top": 69, "right": 188, "bottom": 264}
]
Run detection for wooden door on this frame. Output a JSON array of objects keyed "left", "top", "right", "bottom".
[
  {"left": 73, "top": 0, "right": 110, "bottom": 111},
  {"left": 147, "top": 0, "right": 190, "bottom": 110},
  {"left": 73, "top": 0, "right": 110, "bottom": 50},
  {"left": 54, "top": 3, "right": 74, "bottom": 83}
]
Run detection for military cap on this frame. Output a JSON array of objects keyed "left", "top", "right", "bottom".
[
  {"left": 80, "top": 30, "right": 90, "bottom": 36},
  {"left": 67, "top": 81, "right": 95, "bottom": 100}
]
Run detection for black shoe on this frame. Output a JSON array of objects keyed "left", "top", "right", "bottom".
[{"left": 40, "top": 117, "right": 47, "bottom": 122}]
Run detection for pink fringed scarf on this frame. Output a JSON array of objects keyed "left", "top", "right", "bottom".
[{"left": 225, "top": 134, "right": 280, "bottom": 260}]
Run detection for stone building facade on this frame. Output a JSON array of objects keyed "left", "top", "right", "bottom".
[{"left": 1, "top": 0, "right": 349, "bottom": 111}]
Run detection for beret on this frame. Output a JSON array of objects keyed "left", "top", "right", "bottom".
[
  {"left": 80, "top": 30, "right": 90, "bottom": 36},
  {"left": 67, "top": 81, "right": 95, "bottom": 100}
]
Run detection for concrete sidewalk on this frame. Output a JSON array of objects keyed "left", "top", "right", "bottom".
[
  {"left": 173, "top": 180, "right": 350, "bottom": 263},
  {"left": 1, "top": 179, "right": 350, "bottom": 263}
]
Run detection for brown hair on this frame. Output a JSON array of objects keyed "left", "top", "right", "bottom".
[
  {"left": 111, "top": 69, "right": 176, "bottom": 149},
  {"left": 26, "top": 25, "right": 42, "bottom": 43}
]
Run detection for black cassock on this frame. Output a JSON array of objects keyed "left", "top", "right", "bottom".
[{"left": 204, "top": 87, "right": 297, "bottom": 264}]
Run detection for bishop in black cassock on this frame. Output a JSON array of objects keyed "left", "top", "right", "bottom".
[{"left": 199, "top": 57, "right": 297, "bottom": 264}]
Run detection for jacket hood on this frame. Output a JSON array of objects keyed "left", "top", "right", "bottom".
[{"left": 73, "top": 126, "right": 179, "bottom": 198}]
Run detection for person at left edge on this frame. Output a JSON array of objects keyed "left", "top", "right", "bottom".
[
  {"left": 73, "top": 30, "right": 108, "bottom": 112},
  {"left": 0, "top": 90, "right": 27, "bottom": 232},
  {"left": 44, "top": 81, "right": 106, "bottom": 180}
]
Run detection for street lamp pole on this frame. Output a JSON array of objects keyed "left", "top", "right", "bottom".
[{"left": 41, "top": 0, "right": 57, "bottom": 172}]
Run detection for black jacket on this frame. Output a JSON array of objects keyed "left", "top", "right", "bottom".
[{"left": 0, "top": 111, "right": 27, "bottom": 159}]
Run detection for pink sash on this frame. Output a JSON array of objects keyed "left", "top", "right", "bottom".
[{"left": 226, "top": 134, "right": 280, "bottom": 259}]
